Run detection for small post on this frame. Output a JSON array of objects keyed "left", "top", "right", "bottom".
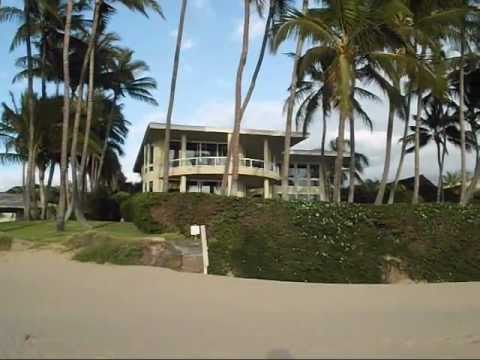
[{"left": 200, "top": 225, "right": 209, "bottom": 274}]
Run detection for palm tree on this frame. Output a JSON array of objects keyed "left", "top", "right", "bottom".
[
  {"left": 94, "top": 48, "right": 157, "bottom": 189},
  {"left": 273, "top": 0, "right": 413, "bottom": 204},
  {"left": 292, "top": 61, "right": 333, "bottom": 201},
  {"left": 443, "top": 171, "right": 463, "bottom": 188},
  {"left": 222, "top": 0, "right": 293, "bottom": 196},
  {"left": 403, "top": 93, "right": 461, "bottom": 202},
  {"left": 162, "top": 0, "right": 188, "bottom": 193},
  {"left": 281, "top": 0, "right": 308, "bottom": 200},
  {"left": 57, "top": 0, "right": 74, "bottom": 231}
]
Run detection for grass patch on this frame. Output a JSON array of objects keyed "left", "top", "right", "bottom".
[
  {"left": 0, "top": 221, "right": 153, "bottom": 245},
  {"left": 68, "top": 231, "right": 145, "bottom": 265},
  {"left": 0, "top": 232, "right": 13, "bottom": 251}
]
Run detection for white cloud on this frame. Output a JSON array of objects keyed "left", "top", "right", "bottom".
[
  {"left": 192, "top": 0, "right": 215, "bottom": 16},
  {"left": 232, "top": 13, "right": 266, "bottom": 42},
  {"left": 169, "top": 30, "right": 196, "bottom": 51}
]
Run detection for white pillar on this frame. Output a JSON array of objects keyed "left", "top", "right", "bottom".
[
  {"left": 181, "top": 134, "right": 187, "bottom": 161},
  {"left": 180, "top": 176, "right": 187, "bottom": 193},
  {"left": 264, "top": 179, "right": 271, "bottom": 199},
  {"left": 264, "top": 138, "right": 270, "bottom": 171}
]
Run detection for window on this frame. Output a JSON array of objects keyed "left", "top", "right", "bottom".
[
  {"left": 217, "top": 143, "right": 228, "bottom": 157},
  {"left": 186, "top": 142, "right": 200, "bottom": 158},
  {"left": 149, "top": 145, "right": 154, "bottom": 165},
  {"left": 296, "top": 164, "right": 308, "bottom": 179},
  {"left": 169, "top": 141, "right": 180, "bottom": 160},
  {"left": 149, "top": 181, "right": 154, "bottom": 192},
  {"left": 309, "top": 164, "right": 320, "bottom": 179}
]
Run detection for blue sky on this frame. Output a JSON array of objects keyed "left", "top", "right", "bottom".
[{"left": 0, "top": 0, "right": 473, "bottom": 190}]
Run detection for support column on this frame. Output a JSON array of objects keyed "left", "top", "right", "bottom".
[
  {"left": 264, "top": 179, "right": 271, "bottom": 199},
  {"left": 180, "top": 176, "right": 187, "bottom": 193},
  {"left": 263, "top": 137, "right": 270, "bottom": 171},
  {"left": 181, "top": 134, "right": 187, "bottom": 162}
]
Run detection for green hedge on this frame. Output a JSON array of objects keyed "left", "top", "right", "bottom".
[{"left": 123, "top": 193, "right": 480, "bottom": 283}]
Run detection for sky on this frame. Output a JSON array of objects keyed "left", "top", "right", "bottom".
[{"left": 0, "top": 0, "right": 475, "bottom": 191}]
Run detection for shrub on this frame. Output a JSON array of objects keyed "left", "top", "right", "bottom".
[
  {"left": 84, "top": 187, "right": 123, "bottom": 221},
  {"left": 128, "top": 193, "right": 480, "bottom": 283},
  {"left": 0, "top": 233, "right": 13, "bottom": 251}
]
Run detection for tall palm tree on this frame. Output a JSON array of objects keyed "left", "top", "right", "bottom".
[
  {"left": 274, "top": 0, "right": 413, "bottom": 203},
  {"left": 222, "top": 0, "right": 252, "bottom": 196},
  {"left": 281, "top": 0, "right": 308, "bottom": 200},
  {"left": 56, "top": 0, "right": 74, "bottom": 231},
  {"left": 94, "top": 48, "right": 157, "bottom": 189},
  {"left": 162, "top": 0, "right": 188, "bottom": 193}
]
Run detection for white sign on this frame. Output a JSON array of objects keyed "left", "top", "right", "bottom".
[{"left": 190, "top": 225, "right": 200, "bottom": 236}]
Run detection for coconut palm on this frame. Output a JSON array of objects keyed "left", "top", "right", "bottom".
[
  {"left": 221, "top": 0, "right": 293, "bottom": 196},
  {"left": 402, "top": 93, "right": 462, "bottom": 202},
  {"left": 273, "top": 0, "right": 414, "bottom": 203},
  {"left": 94, "top": 48, "right": 157, "bottom": 189},
  {"left": 161, "top": 0, "right": 188, "bottom": 193},
  {"left": 57, "top": 0, "right": 74, "bottom": 231}
]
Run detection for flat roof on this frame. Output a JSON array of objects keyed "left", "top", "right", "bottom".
[{"left": 147, "top": 122, "right": 307, "bottom": 138}]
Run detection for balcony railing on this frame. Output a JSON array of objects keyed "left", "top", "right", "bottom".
[{"left": 169, "top": 156, "right": 279, "bottom": 173}]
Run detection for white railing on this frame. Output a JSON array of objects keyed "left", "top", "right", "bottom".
[{"left": 169, "top": 156, "right": 279, "bottom": 173}]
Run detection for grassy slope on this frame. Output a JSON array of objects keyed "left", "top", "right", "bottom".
[{"left": 0, "top": 221, "right": 152, "bottom": 245}]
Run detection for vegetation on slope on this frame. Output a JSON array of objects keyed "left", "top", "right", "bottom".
[{"left": 123, "top": 193, "right": 480, "bottom": 283}]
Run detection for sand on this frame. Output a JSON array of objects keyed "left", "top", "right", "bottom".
[{"left": 1, "top": 249, "right": 480, "bottom": 359}]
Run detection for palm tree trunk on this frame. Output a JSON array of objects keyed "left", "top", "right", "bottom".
[
  {"left": 240, "top": 2, "right": 274, "bottom": 118},
  {"left": 412, "top": 91, "right": 423, "bottom": 205},
  {"left": 459, "top": 23, "right": 467, "bottom": 204},
  {"left": 56, "top": 0, "right": 74, "bottom": 232},
  {"left": 319, "top": 110, "right": 328, "bottom": 201},
  {"left": 463, "top": 129, "right": 480, "bottom": 205},
  {"left": 388, "top": 92, "right": 412, "bottom": 204},
  {"left": 24, "top": 0, "right": 35, "bottom": 221},
  {"left": 347, "top": 116, "right": 356, "bottom": 203},
  {"left": 68, "top": 1, "right": 101, "bottom": 225},
  {"left": 162, "top": 0, "right": 188, "bottom": 193},
  {"left": 375, "top": 100, "right": 395, "bottom": 205},
  {"left": 282, "top": 0, "right": 308, "bottom": 199},
  {"left": 41, "top": 34, "right": 47, "bottom": 100},
  {"left": 228, "top": 0, "right": 251, "bottom": 197},
  {"left": 95, "top": 95, "right": 117, "bottom": 190},
  {"left": 79, "top": 48, "right": 96, "bottom": 193},
  {"left": 38, "top": 165, "right": 47, "bottom": 220},
  {"left": 435, "top": 136, "right": 442, "bottom": 203},
  {"left": 333, "top": 112, "right": 346, "bottom": 204},
  {"left": 78, "top": 2, "right": 104, "bottom": 191}
]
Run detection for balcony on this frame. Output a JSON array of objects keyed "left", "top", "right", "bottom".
[{"left": 168, "top": 156, "right": 280, "bottom": 180}]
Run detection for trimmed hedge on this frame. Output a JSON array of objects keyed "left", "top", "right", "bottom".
[
  {"left": 123, "top": 193, "right": 480, "bottom": 283},
  {"left": 0, "top": 232, "right": 13, "bottom": 251}
]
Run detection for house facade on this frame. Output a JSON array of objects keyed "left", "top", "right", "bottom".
[{"left": 133, "top": 123, "right": 344, "bottom": 200}]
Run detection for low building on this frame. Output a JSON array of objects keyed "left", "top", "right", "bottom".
[{"left": 133, "top": 123, "right": 347, "bottom": 200}]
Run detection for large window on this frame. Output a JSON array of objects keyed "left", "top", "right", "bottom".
[{"left": 169, "top": 141, "right": 180, "bottom": 160}]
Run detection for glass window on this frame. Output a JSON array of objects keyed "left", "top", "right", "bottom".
[
  {"left": 309, "top": 164, "right": 320, "bottom": 178},
  {"left": 149, "top": 181, "right": 154, "bottom": 192},
  {"left": 217, "top": 143, "right": 228, "bottom": 157},
  {"left": 201, "top": 143, "right": 217, "bottom": 157},
  {"left": 186, "top": 142, "right": 199, "bottom": 158},
  {"left": 149, "top": 145, "right": 154, "bottom": 165},
  {"left": 296, "top": 164, "right": 308, "bottom": 179},
  {"left": 169, "top": 141, "right": 180, "bottom": 160},
  {"left": 288, "top": 164, "right": 296, "bottom": 178}
]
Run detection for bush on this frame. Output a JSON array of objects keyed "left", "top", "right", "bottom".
[
  {"left": 127, "top": 193, "right": 480, "bottom": 283},
  {"left": 0, "top": 233, "right": 13, "bottom": 251},
  {"left": 84, "top": 187, "right": 123, "bottom": 221},
  {"left": 68, "top": 231, "right": 144, "bottom": 265}
]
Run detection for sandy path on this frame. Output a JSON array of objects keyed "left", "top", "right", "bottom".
[{"left": 0, "top": 249, "right": 480, "bottom": 359}]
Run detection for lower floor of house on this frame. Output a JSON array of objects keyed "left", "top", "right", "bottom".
[{"left": 142, "top": 174, "right": 329, "bottom": 201}]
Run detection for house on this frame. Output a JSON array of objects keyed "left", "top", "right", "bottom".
[
  {"left": 133, "top": 123, "right": 347, "bottom": 200},
  {"left": 0, "top": 193, "right": 24, "bottom": 220}
]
